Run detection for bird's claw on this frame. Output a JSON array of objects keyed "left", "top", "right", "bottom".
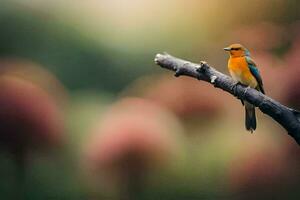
[
  {"left": 243, "top": 86, "right": 250, "bottom": 98},
  {"left": 231, "top": 82, "right": 249, "bottom": 98},
  {"left": 231, "top": 82, "right": 241, "bottom": 96}
]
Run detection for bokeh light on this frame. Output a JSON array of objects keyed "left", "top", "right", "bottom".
[{"left": 0, "top": 0, "right": 299, "bottom": 199}]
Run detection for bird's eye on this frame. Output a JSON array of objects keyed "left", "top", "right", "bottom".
[{"left": 231, "top": 48, "right": 240, "bottom": 51}]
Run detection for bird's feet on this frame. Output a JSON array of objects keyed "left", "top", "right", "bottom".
[
  {"left": 243, "top": 86, "right": 251, "bottom": 98},
  {"left": 231, "top": 82, "right": 243, "bottom": 96},
  {"left": 232, "top": 82, "right": 250, "bottom": 102}
]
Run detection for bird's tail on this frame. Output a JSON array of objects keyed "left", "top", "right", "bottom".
[{"left": 245, "top": 102, "right": 256, "bottom": 133}]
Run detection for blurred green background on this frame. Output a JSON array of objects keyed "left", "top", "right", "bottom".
[{"left": 0, "top": 0, "right": 300, "bottom": 199}]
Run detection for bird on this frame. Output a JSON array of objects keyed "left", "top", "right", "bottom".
[{"left": 224, "top": 44, "right": 265, "bottom": 133}]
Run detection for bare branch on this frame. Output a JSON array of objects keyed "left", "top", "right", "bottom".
[{"left": 154, "top": 53, "right": 300, "bottom": 145}]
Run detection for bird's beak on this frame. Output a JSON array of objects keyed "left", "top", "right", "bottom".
[{"left": 223, "top": 47, "right": 231, "bottom": 51}]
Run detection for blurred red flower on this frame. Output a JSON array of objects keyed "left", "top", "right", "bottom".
[
  {"left": 83, "top": 97, "right": 182, "bottom": 194},
  {"left": 0, "top": 75, "right": 64, "bottom": 153}
]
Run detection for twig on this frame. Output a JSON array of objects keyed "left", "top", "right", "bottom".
[{"left": 154, "top": 53, "right": 300, "bottom": 145}]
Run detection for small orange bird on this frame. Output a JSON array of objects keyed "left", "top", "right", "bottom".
[{"left": 224, "top": 44, "right": 265, "bottom": 132}]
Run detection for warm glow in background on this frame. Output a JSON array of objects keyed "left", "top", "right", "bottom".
[{"left": 0, "top": 0, "right": 300, "bottom": 199}]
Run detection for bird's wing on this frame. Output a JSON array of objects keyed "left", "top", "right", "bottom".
[{"left": 245, "top": 56, "right": 265, "bottom": 94}]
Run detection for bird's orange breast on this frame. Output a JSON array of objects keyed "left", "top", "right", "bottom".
[{"left": 228, "top": 56, "right": 257, "bottom": 88}]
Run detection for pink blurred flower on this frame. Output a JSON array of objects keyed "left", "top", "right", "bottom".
[
  {"left": 83, "top": 97, "right": 182, "bottom": 195},
  {"left": 0, "top": 75, "right": 64, "bottom": 152},
  {"left": 0, "top": 60, "right": 66, "bottom": 199}
]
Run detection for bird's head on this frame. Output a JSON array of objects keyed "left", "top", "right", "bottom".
[{"left": 224, "top": 44, "right": 249, "bottom": 57}]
